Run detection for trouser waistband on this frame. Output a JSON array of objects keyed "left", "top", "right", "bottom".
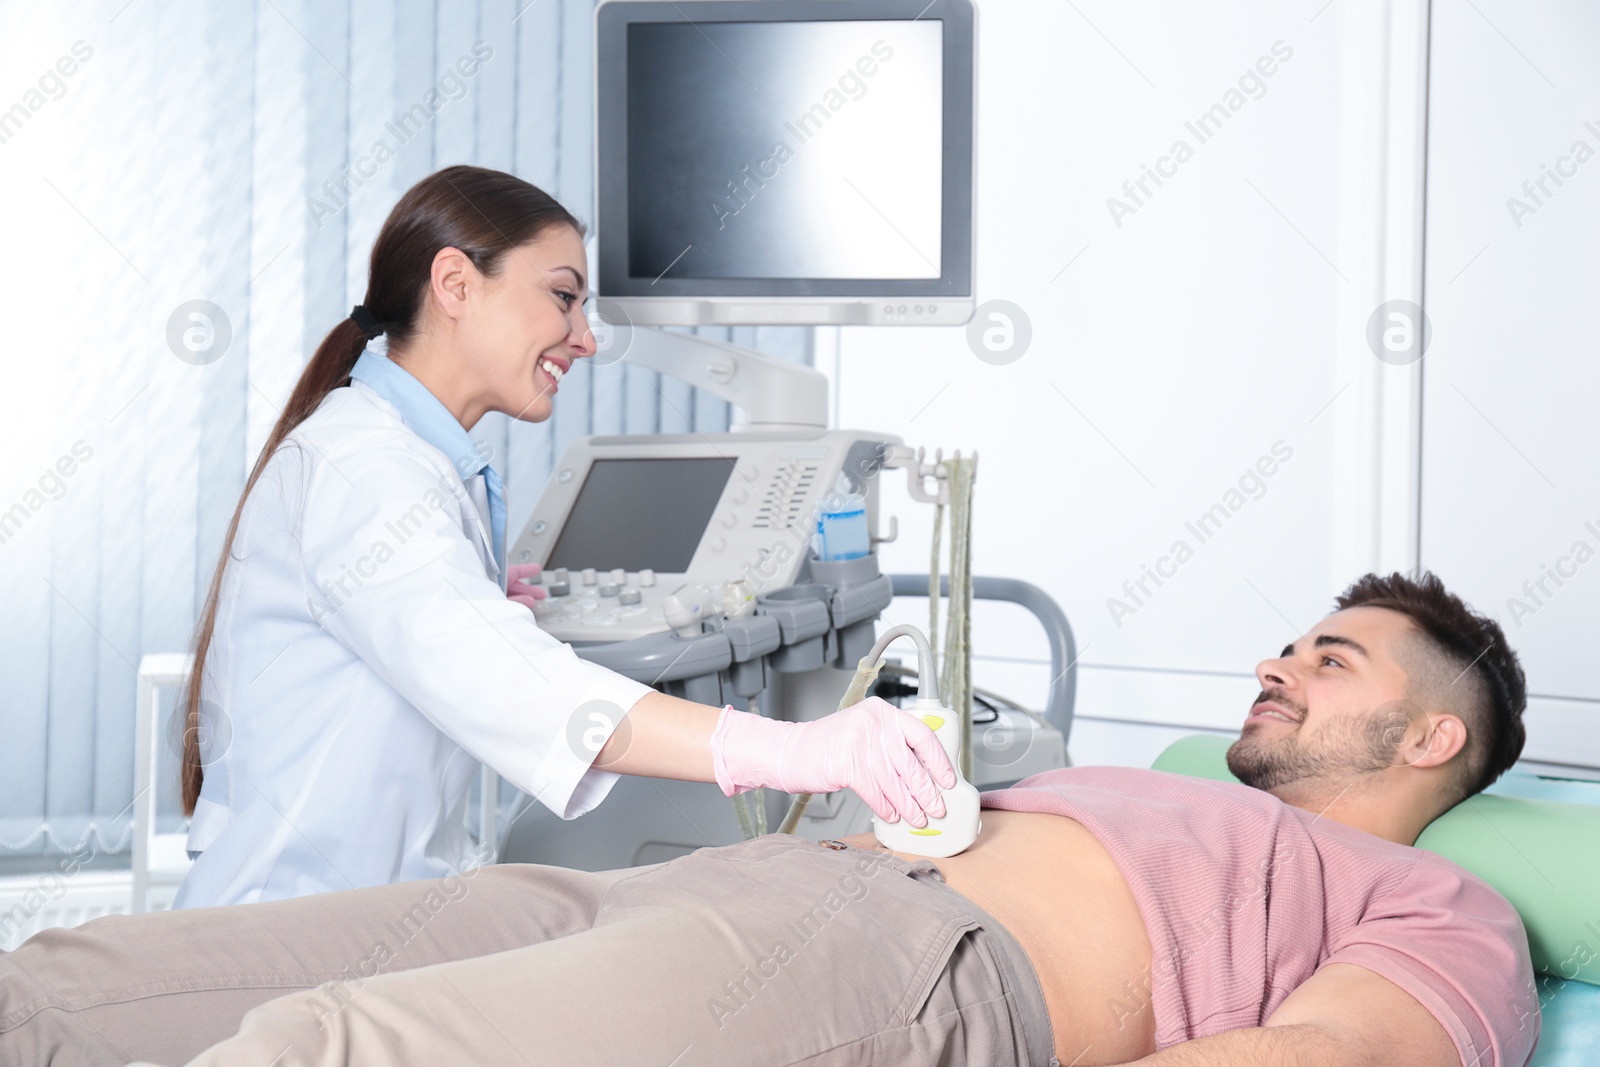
[{"left": 815, "top": 838, "right": 1060, "bottom": 1067}]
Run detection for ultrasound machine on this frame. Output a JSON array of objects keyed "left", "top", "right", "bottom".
[{"left": 494, "top": 0, "right": 1071, "bottom": 871}]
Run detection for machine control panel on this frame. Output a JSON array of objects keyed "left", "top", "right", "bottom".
[
  {"left": 521, "top": 569, "right": 741, "bottom": 643},
  {"left": 507, "top": 430, "right": 897, "bottom": 643}
]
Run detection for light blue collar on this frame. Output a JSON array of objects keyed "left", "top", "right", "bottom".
[{"left": 349, "top": 348, "right": 484, "bottom": 482}]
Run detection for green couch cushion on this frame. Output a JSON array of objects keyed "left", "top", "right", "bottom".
[{"left": 1150, "top": 734, "right": 1600, "bottom": 986}]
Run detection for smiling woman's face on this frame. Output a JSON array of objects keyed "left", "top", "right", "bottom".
[{"left": 456, "top": 223, "right": 596, "bottom": 425}]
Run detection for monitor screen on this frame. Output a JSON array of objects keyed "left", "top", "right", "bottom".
[
  {"left": 626, "top": 20, "right": 942, "bottom": 281},
  {"left": 545, "top": 457, "right": 737, "bottom": 573},
  {"left": 595, "top": 0, "right": 974, "bottom": 321}
]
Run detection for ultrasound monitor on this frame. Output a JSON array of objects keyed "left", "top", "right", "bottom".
[
  {"left": 594, "top": 0, "right": 975, "bottom": 326},
  {"left": 545, "top": 457, "right": 737, "bottom": 573}
]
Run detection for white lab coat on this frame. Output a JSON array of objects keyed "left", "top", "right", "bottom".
[{"left": 174, "top": 378, "right": 652, "bottom": 908}]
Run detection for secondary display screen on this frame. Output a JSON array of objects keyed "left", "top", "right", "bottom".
[
  {"left": 545, "top": 457, "right": 738, "bottom": 574},
  {"left": 626, "top": 19, "right": 943, "bottom": 280}
]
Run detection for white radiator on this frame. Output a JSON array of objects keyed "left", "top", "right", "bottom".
[{"left": 0, "top": 871, "right": 179, "bottom": 951}]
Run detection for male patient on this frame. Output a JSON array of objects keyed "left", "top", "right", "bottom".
[{"left": 0, "top": 571, "right": 1539, "bottom": 1067}]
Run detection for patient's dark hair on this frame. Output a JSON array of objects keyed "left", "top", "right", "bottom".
[{"left": 1336, "top": 571, "right": 1526, "bottom": 806}]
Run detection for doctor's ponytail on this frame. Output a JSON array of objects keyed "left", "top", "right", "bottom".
[{"left": 180, "top": 166, "right": 584, "bottom": 815}]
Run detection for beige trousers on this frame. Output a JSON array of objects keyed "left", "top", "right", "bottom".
[{"left": 0, "top": 834, "right": 1059, "bottom": 1067}]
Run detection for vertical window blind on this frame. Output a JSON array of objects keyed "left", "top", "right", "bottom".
[{"left": 0, "top": 0, "right": 811, "bottom": 866}]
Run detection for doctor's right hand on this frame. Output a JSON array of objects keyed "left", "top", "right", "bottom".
[
  {"left": 506, "top": 563, "right": 548, "bottom": 609},
  {"left": 709, "top": 698, "right": 957, "bottom": 827}
]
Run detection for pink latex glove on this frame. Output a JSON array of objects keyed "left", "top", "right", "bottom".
[
  {"left": 506, "top": 563, "right": 547, "bottom": 609},
  {"left": 709, "top": 697, "right": 957, "bottom": 827}
]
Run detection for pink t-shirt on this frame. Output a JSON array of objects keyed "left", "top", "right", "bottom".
[{"left": 981, "top": 766, "right": 1540, "bottom": 1066}]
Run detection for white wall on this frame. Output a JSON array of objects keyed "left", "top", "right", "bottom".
[
  {"left": 1420, "top": 0, "right": 1600, "bottom": 774},
  {"left": 828, "top": 0, "right": 1598, "bottom": 776}
]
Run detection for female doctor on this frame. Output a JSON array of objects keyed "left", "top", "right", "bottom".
[{"left": 173, "top": 166, "right": 953, "bottom": 908}]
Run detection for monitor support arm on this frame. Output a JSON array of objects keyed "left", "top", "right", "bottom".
[{"left": 613, "top": 325, "right": 829, "bottom": 432}]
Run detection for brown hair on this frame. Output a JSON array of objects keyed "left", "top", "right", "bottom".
[
  {"left": 1335, "top": 570, "right": 1527, "bottom": 801},
  {"left": 179, "top": 165, "right": 583, "bottom": 814}
]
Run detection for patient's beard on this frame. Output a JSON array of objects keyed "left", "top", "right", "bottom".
[{"left": 1226, "top": 704, "right": 1395, "bottom": 793}]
